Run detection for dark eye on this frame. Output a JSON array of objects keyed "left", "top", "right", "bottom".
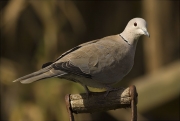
[{"left": 134, "top": 22, "right": 137, "bottom": 26}]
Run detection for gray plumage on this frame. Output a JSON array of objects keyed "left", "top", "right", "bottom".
[{"left": 13, "top": 18, "right": 149, "bottom": 93}]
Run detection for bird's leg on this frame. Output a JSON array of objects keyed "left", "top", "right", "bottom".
[
  {"left": 82, "top": 85, "right": 92, "bottom": 99},
  {"left": 104, "top": 86, "right": 125, "bottom": 97}
]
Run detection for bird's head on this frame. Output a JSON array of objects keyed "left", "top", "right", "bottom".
[{"left": 121, "top": 18, "right": 150, "bottom": 42}]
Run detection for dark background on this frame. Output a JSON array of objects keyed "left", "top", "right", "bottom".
[{"left": 0, "top": 1, "right": 179, "bottom": 121}]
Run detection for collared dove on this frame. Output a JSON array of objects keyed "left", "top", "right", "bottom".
[{"left": 13, "top": 18, "right": 149, "bottom": 96}]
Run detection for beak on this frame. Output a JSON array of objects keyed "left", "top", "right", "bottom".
[{"left": 143, "top": 29, "right": 150, "bottom": 38}]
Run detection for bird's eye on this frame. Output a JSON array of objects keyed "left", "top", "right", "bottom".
[{"left": 134, "top": 22, "right": 137, "bottom": 26}]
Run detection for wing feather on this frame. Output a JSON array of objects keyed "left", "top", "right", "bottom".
[{"left": 52, "top": 61, "right": 92, "bottom": 78}]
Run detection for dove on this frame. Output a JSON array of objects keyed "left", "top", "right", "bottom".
[{"left": 13, "top": 18, "right": 149, "bottom": 96}]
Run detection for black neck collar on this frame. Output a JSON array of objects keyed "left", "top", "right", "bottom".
[{"left": 119, "top": 34, "right": 130, "bottom": 45}]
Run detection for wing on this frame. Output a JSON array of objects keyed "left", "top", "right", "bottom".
[
  {"left": 56, "top": 35, "right": 120, "bottom": 77},
  {"left": 42, "top": 35, "right": 121, "bottom": 80}
]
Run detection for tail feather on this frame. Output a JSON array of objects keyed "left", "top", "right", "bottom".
[{"left": 13, "top": 67, "right": 64, "bottom": 84}]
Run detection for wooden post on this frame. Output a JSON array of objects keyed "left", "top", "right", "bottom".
[{"left": 65, "top": 85, "right": 138, "bottom": 121}]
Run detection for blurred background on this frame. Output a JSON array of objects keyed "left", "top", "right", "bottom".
[{"left": 0, "top": 0, "right": 179, "bottom": 121}]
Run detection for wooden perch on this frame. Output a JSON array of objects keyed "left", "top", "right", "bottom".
[{"left": 65, "top": 85, "right": 138, "bottom": 121}]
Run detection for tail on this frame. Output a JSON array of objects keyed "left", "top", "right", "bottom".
[{"left": 13, "top": 66, "right": 65, "bottom": 84}]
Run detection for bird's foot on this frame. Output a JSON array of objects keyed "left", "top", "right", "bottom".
[
  {"left": 83, "top": 85, "right": 92, "bottom": 99},
  {"left": 104, "top": 87, "right": 125, "bottom": 97}
]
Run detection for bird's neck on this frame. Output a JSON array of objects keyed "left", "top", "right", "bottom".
[{"left": 120, "top": 32, "right": 139, "bottom": 46}]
